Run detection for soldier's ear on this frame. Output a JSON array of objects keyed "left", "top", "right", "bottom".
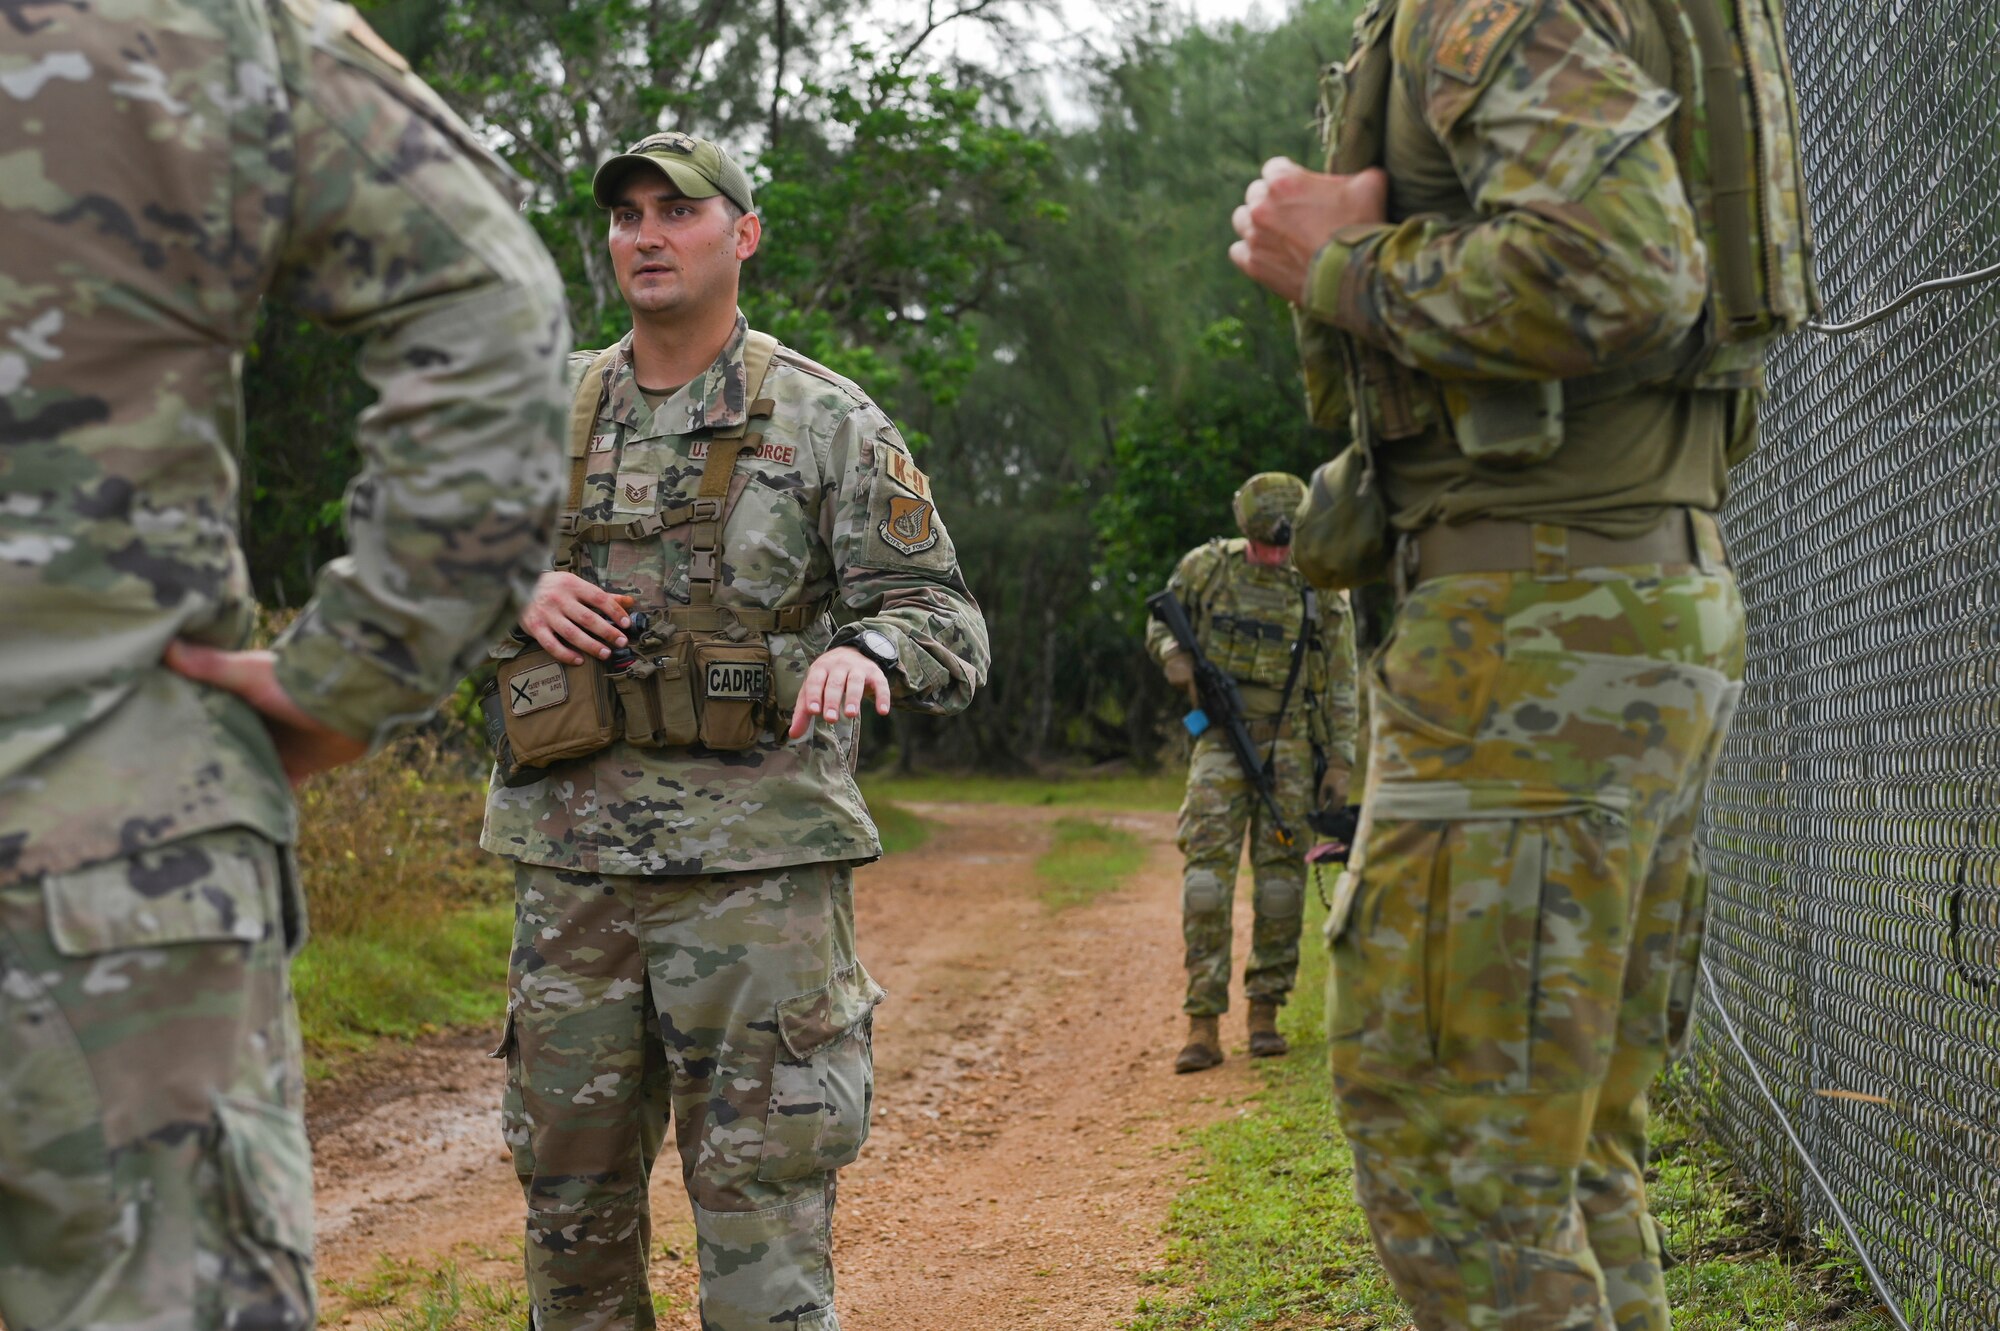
[{"left": 735, "top": 211, "right": 762, "bottom": 262}]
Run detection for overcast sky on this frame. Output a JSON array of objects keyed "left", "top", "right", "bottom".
[{"left": 843, "top": 0, "right": 1291, "bottom": 123}]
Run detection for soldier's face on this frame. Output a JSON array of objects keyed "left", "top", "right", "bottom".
[{"left": 606, "top": 166, "right": 760, "bottom": 320}]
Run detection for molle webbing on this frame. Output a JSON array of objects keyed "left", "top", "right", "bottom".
[
  {"left": 566, "top": 346, "right": 624, "bottom": 514},
  {"left": 686, "top": 329, "right": 779, "bottom": 605},
  {"left": 1674, "top": 0, "right": 1764, "bottom": 329}
]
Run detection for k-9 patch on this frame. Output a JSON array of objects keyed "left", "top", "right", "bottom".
[{"left": 880, "top": 495, "right": 940, "bottom": 555}]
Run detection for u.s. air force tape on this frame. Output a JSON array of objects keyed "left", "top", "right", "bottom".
[{"left": 705, "top": 661, "right": 768, "bottom": 701}]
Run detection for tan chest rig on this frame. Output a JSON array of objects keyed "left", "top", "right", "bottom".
[
  {"left": 1294, "top": 0, "right": 1818, "bottom": 588},
  {"left": 487, "top": 332, "right": 822, "bottom": 781}
]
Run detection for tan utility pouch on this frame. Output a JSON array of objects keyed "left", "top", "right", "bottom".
[
  {"left": 495, "top": 648, "right": 618, "bottom": 767},
  {"left": 694, "top": 639, "right": 772, "bottom": 751},
  {"left": 616, "top": 635, "right": 704, "bottom": 747},
  {"left": 1442, "top": 379, "right": 1564, "bottom": 467},
  {"left": 1294, "top": 442, "right": 1393, "bottom": 592}
]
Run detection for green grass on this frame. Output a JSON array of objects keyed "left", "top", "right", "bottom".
[
  {"left": 871, "top": 799, "right": 932, "bottom": 856},
  {"left": 292, "top": 905, "right": 513, "bottom": 1079},
  {"left": 1034, "top": 816, "right": 1149, "bottom": 911},
  {"left": 326, "top": 1245, "right": 692, "bottom": 1330},
  {"left": 862, "top": 769, "right": 1183, "bottom": 813},
  {"left": 1128, "top": 891, "right": 1899, "bottom": 1330}
]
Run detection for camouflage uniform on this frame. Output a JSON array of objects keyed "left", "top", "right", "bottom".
[
  {"left": 1146, "top": 477, "right": 1358, "bottom": 1020},
  {"left": 1293, "top": 0, "right": 1812, "bottom": 1326},
  {"left": 0, "top": 0, "right": 569, "bottom": 1326},
  {"left": 485, "top": 318, "right": 988, "bottom": 1331}
]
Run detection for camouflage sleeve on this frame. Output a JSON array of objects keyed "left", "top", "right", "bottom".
[
  {"left": 1143, "top": 545, "right": 1215, "bottom": 666},
  {"left": 828, "top": 409, "right": 989, "bottom": 715},
  {"left": 1302, "top": 0, "right": 1706, "bottom": 379},
  {"left": 1313, "top": 590, "right": 1359, "bottom": 767},
  {"left": 263, "top": 1, "right": 569, "bottom": 744}
]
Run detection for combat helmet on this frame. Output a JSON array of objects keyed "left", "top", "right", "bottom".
[{"left": 1232, "top": 472, "right": 1308, "bottom": 546}]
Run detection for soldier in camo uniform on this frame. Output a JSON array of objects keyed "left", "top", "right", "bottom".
[
  {"left": 0, "top": 1, "right": 570, "bottom": 1326},
  {"left": 1145, "top": 473, "right": 1358, "bottom": 1074},
  {"left": 481, "top": 134, "right": 989, "bottom": 1331},
  {"left": 1230, "top": 0, "right": 1816, "bottom": 1326}
]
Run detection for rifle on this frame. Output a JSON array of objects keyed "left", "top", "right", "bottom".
[{"left": 1147, "top": 589, "right": 1294, "bottom": 847}]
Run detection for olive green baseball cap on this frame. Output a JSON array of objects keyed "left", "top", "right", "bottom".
[{"left": 591, "top": 131, "right": 756, "bottom": 214}]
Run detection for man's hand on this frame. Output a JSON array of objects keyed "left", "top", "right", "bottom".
[
  {"left": 1318, "top": 761, "right": 1353, "bottom": 810},
  {"left": 788, "top": 646, "right": 891, "bottom": 739},
  {"left": 1162, "top": 650, "right": 1199, "bottom": 707},
  {"left": 520, "top": 571, "right": 635, "bottom": 666},
  {"left": 1229, "top": 157, "right": 1389, "bottom": 303},
  {"left": 164, "top": 642, "right": 368, "bottom": 786}
]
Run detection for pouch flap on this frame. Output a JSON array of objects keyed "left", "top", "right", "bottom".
[
  {"left": 213, "top": 1093, "right": 315, "bottom": 1258},
  {"left": 43, "top": 832, "right": 274, "bottom": 957},
  {"left": 775, "top": 964, "right": 887, "bottom": 1061}
]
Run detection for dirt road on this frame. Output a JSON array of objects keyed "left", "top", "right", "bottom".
[{"left": 308, "top": 801, "right": 1281, "bottom": 1328}]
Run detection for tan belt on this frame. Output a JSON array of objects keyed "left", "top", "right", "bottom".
[
  {"left": 1410, "top": 509, "right": 1727, "bottom": 586},
  {"left": 665, "top": 602, "right": 820, "bottom": 634}
]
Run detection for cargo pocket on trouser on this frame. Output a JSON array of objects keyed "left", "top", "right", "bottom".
[
  {"left": 692, "top": 1186, "right": 840, "bottom": 1331},
  {"left": 1451, "top": 809, "right": 1635, "bottom": 1100},
  {"left": 210, "top": 1093, "right": 316, "bottom": 1330},
  {"left": 758, "top": 964, "right": 887, "bottom": 1183},
  {"left": 0, "top": 914, "right": 121, "bottom": 1331}
]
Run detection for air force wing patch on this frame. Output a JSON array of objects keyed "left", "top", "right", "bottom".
[{"left": 880, "top": 495, "right": 940, "bottom": 555}]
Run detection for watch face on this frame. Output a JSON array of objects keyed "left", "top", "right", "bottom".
[{"left": 860, "top": 630, "right": 896, "bottom": 664}]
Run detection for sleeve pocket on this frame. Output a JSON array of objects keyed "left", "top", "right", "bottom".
[{"left": 758, "top": 963, "right": 887, "bottom": 1182}]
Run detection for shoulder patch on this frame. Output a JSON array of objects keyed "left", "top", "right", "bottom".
[
  {"left": 879, "top": 496, "right": 940, "bottom": 556},
  {"left": 883, "top": 448, "right": 931, "bottom": 500},
  {"left": 1434, "top": 0, "right": 1535, "bottom": 84}
]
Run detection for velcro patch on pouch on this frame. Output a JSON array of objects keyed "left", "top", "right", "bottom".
[
  {"left": 704, "top": 660, "right": 768, "bottom": 702},
  {"left": 508, "top": 661, "right": 569, "bottom": 716}
]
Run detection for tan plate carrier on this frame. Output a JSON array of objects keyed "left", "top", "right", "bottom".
[{"left": 493, "top": 331, "right": 823, "bottom": 769}]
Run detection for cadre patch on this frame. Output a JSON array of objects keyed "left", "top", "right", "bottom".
[
  {"left": 879, "top": 495, "right": 940, "bottom": 556},
  {"left": 883, "top": 448, "right": 931, "bottom": 499},
  {"left": 1434, "top": 0, "right": 1532, "bottom": 84},
  {"left": 508, "top": 661, "right": 568, "bottom": 716},
  {"left": 704, "top": 659, "right": 768, "bottom": 702}
]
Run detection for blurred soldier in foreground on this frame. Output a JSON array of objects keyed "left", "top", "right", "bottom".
[
  {"left": 1230, "top": 0, "right": 1815, "bottom": 1325},
  {"left": 1146, "top": 473, "right": 1357, "bottom": 1073},
  {"left": 0, "top": 0, "right": 570, "bottom": 1323},
  {"left": 480, "top": 133, "right": 989, "bottom": 1331}
]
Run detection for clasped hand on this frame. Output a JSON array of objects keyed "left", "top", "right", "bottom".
[{"left": 1228, "top": 157, "right": 1389, "bottom": 303}]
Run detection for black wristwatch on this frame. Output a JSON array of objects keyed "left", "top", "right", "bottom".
[{"left": 848, "top": 628, "right": 900, "bottom": 673}]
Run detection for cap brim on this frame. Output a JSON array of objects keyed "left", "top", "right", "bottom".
[{"left": 591, "top": 154, "right": 723, "bottom": 209}]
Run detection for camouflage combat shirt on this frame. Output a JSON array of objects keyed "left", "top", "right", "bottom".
[
  {"left": 0, "top": 0, "right": 571, "bottom": 888},
  {"left": 481, "top": 317, "right": 989, "bottom": 876},
  {"left": 1302, "top": 0, "right": 1786, "bottom": 536},
  {"left": 1145, "top": 539, "right": 1358, "bottom": 765}
]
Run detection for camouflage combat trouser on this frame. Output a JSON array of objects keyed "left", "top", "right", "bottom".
[
  {"left": 1328, "top": 549, "right": 1744, "bottom": 1331},
  {"left": 1178, "top": 730, "right": 1314, "bottom": 1016},
  {"left": 0, "top": 828, "right": 315, "bottom": 1331},
  {"left": 499, "top": 859, "right": 883, "bottom": 1331}
]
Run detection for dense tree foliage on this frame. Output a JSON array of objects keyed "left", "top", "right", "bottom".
[{"left": 241, "top": 0, "right": 1363, "bottom": 765}]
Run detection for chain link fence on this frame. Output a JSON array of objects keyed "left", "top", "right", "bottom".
[{"left": 1693, "top": 2, "right": 2000, "bottom": 1327}]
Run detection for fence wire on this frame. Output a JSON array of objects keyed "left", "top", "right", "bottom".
[{"left": 1693, "top": 2, "right": 2000, "bottom": 1327}]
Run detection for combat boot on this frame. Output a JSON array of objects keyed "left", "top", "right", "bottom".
[
  {"left": 1174, "top": 1015, "right": 1224, "bottom": 1073},
  {"left": 1247, "top": 1000, "right": 1288, "bottom": 1058}
]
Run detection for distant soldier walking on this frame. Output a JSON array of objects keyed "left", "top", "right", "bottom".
[
  {"left": 1230, "top": 0, "right": 1817, "bottom": 1325},
  {"left": 1147, "top": 474, "right": 1357, "bottom": 1072},
  {"left": 481, "top": 133, "right": 989, "bottom": 1331},
  {"left": 0, "top": 0, "right": 570, "bottom": 1325}
]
